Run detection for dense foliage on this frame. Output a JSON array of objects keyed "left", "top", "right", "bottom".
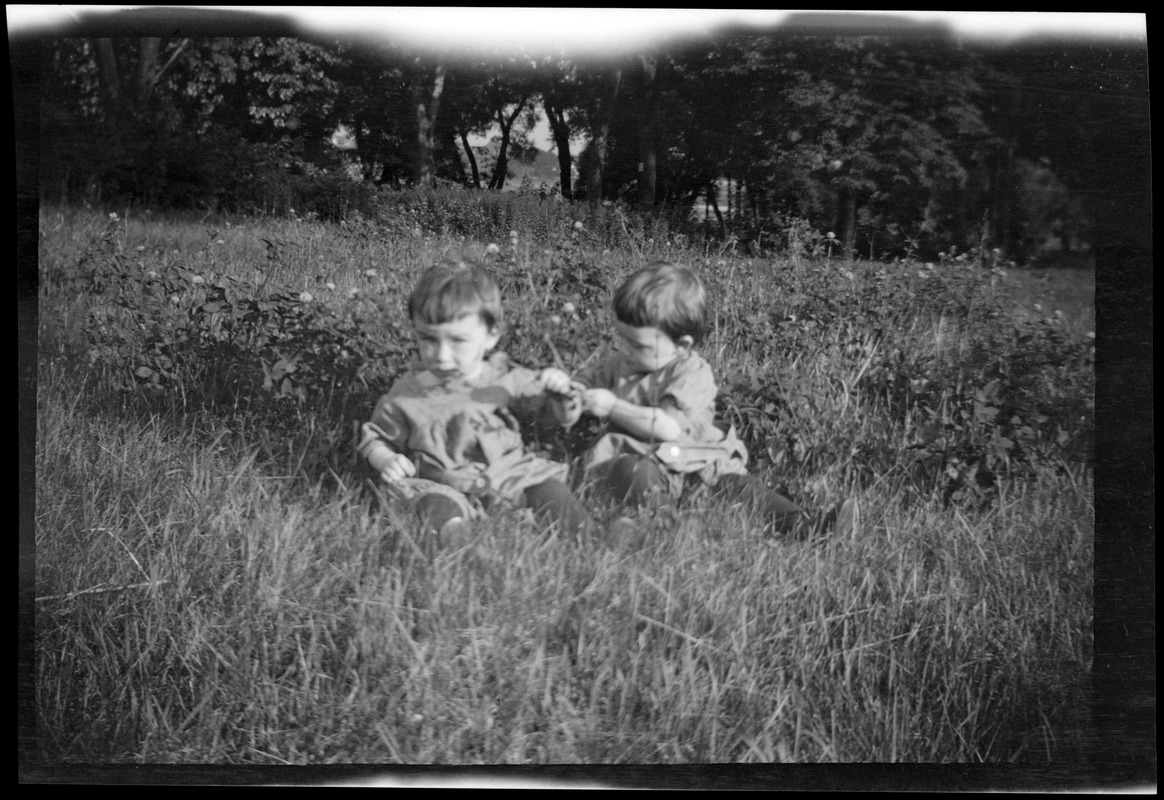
[{"left": 31, "top": 25, "right": 1146, "bottom": 265}]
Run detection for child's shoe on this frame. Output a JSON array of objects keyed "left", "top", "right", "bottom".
[{"left": 438, "top": 516, "right": 473, "bottom": 550}]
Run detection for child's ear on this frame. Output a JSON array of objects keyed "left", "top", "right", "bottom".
[
  {"left": 485, "top": 326, "right": 502, "bottom": 350},
  {"left": 677, "top": 335, "right": 695, "bottom": 351}
]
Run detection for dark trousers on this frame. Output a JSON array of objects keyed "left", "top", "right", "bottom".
[
  {"left": 603, "top": 454, "right": 813, "bottom": 536},
  {"left": 415, "top": 478, "right": 594, "bottom": 534}
]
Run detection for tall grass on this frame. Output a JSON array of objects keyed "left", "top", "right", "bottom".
[{"left": 33, "top": 199, "right": 1094, "bottom": 765}]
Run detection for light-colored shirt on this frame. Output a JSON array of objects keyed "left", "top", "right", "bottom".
[
  {"left": 358, "top": 352, "right": 567, "bottom": 502},
  {"left": 575, "top": 350, "right": 748, "bottom": 488}
]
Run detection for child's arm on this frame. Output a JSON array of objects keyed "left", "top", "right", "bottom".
[
  {"left": 357, "top": 393, "right": 418, "bottom": 483},
  {"left": 362, "top": 437, "right": 417, "bottom": 483},
  {"left": 581, "top": 388, "right": 683, "bottom": 442}
]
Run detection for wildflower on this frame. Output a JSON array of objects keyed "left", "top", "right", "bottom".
[
  {"left": 216, "top": 239, "right": 224, "bottom": 245},
  {"left": 925, "top": 263, "right": 935, "bottom": 270},
  {"left": 562, "top": 301, "right": 577, "bottom": 316},
  {"left": 325, "top": 282, "right": 336, "bottom": 291},
  {"left": 191, "top": 275, "right": 205, "bottom": 284},
  {"left": 146, "top": 270, "right": 158, "bottom": 279},
  {"left": 412, "top": 227, "right": 422, "bottom": 238},
  {"left": 509, "top": 230, "right": 519, "bottom": 240},
  {"left": 136, "top": 245, "right": 145, "bottom": 252},
  {"left": 917, "top": 271, "right": 927, "bottom": 279},
  {"left": 843, "top": 270, "right": 855, "bottom": 281},
  {"left": 169, "top": 294, "right": 181, "bottom": 305},
  {"left": 299, "top": 291, "right": 314, "bottom": 303},
  {"left": 348, "top": 287, "right": 360, "bottom": 299},
  {"left": 573, "top": 220, "right": 584, "bottom": 231},
  {"left": 108, "top": 212, "right": 119, "bottom": 222},
  {"left": 1034, "top": 303, "right": 1043, "bottom": 312},
  {"left": 485, "top": 243, "right": 500, "bottom": 255},
  {"left": 826, "top": 231, "right": 835, "bottom": 239},
  {"left": 549, "top": 314, "right": 562, "bottom": 326},
  {"left": 364, "top": 269, "right": 379, "bottom": 278},
  {"left": 410, "top": 714, "right": 424, "bottom": 724},
  {"left": 938, "top": 252, "right": 946, "bottom": 259}
]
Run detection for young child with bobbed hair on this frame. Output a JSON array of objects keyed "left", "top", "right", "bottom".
[
  {"left": 544, "top": 261, "right": 858, "bottom": 540},
  {"left": 358, "top": 258, "right": 596, "bottom": 544}
]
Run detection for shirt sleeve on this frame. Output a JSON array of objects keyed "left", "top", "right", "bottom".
[
  {"left": 356, "top": 382, "right": 413, "bottom": 462},
  {"left": 658, "top": 356, "right": 719, "bottom": 436}
]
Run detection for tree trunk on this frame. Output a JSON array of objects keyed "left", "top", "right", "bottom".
[
  {"left": 93, "top": 38, "right": 121, "bottom": 113},
  {"left": 410, "top": 60, "right": 446, "bottom": 187},
  {"left": 544, "top": 101, "right": 573, "bottom": 200},
  {"left": 835, "top": 187, "right": 858, "bottom": 258},
  {"left": 637, "top": 54, "right": 658, "bottom": 210},
  {"left": 586, "top": 67, "right": 622, "bottom": 207},
  {"left": 458, "top": 129, "right": 481, "bottom": 188},
  {"left": 707, "top": 181, "right": 728, "bottom": 239},
  {"left": 488, "top": 95, "right": 528, "bottom": 191},
  {"left": 137, "top": 38, "right": 160, "bottom": 105}
]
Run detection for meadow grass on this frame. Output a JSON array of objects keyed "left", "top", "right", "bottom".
[{"left": 33, "top": 200, "right": 1094, "bottom": 766}]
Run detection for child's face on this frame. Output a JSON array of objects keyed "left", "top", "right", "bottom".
[
  {"left": 613, "top": 321, "right": 690, "bottom": 374},
  {"left": 413, "top": 311, "right": 500, "bottom": 383}
]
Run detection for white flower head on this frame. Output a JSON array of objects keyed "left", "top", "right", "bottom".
[
  {"left": 108, "top": 212, "right": 119, "bottom": 222},
  {"left": 169, "top": 294, "right": 181, "bottom": 305},
  {"left": 509, "top": 229, "right": 519, "bottom": 239},
  {"left": 562, "top": 301, "right": 576, "bottom": 316},
  {"left": 136, "top": 245, "right": 145, "bottom": 252},
  {"left": 573, "top": 220, "right": 584, "bottom": 231},
  {"left": 364, "top": 268, "right": 379, "bottom": 278},
  {"left": 348, "top": 287, "right": 360, "bottom": 298},
  {"left": 191, "top": 275, "right": 205, "bottom": 284},
  {"left": 299, "top": 291, "right": 314, "bottom": 303},
  {"left": 485, "top": 243, "right": 500, "bottom": 255},
  {"left": 325, "top": 282, "right": 336, "bottom": 291},
  {"left": 549, "top": 314, "right": 562, "bottom": 326},
  {"left": 146, "top": 270, "right": 158, "bottom": 279}
]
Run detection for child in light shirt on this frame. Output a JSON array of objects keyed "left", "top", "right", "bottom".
[{"left": 544, "top": 262, "right": 858, "bottom": 540}]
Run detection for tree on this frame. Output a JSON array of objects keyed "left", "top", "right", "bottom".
[{"left": 408, "top": 56, "right": 446, "bottom": 187}]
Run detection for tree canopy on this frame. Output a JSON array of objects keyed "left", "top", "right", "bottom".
[{"left": 30, "top": 26, "right": 1147, "bottom": 263}]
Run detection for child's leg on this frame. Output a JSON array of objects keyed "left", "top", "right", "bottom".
[
  {"left": 524, "top": 478, "right": 595, "bottom": 532},
  {"left": 415, "top": 492, "right": 469, "bottom": 537},
  {"left": 605, "top": 454, "right": 676, "bottom": 510},
  {"left": 710, "top": 474, "right": 811, "bottom": 537}
]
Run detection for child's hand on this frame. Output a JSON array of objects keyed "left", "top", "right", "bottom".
[
  {"left": 539, "top": 368, "right": 576, "bottom": 398},
  {"left": 581, "top": 388, "right": 618, "bottom": 419},
  {"left": 378, "top": 452, "right": 418, "bottom": 484},
  {"left": 550, "top": 392, "right": 583, "bottom": 427}
]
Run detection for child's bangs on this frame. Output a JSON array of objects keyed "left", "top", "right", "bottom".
[{"left": 412, "top": 282, "right": 486, "bottom": 325}]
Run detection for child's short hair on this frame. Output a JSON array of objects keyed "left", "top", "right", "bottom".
[
  {"left": 408, "top": 258, "right": 503, "bottom": 330},
  {"left": 612, "top": 262, "right": 708, "bottom": 344}
]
